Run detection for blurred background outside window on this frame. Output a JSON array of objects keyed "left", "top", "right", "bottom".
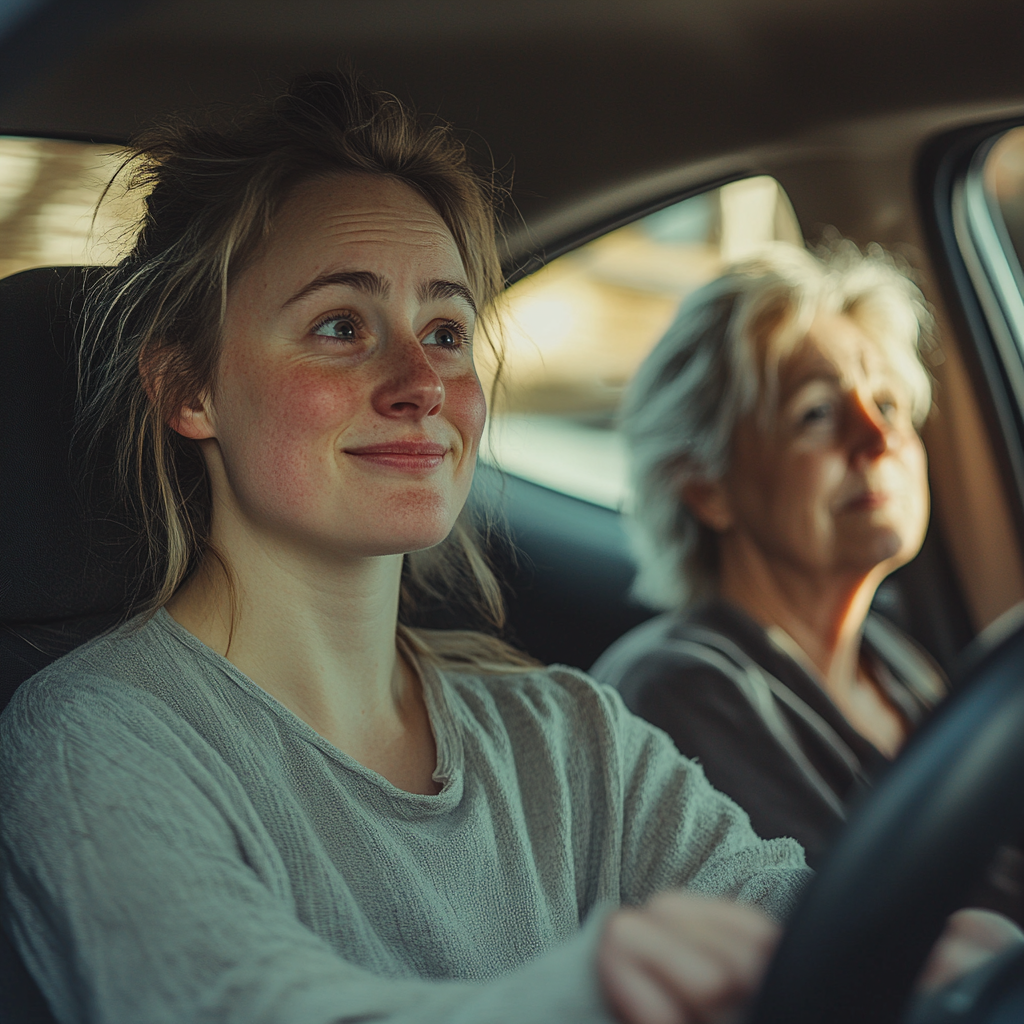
[
  {"left": 0, "top": 137, "right": 140, "bottom": 279},
  {"left": 0, "top": 138, "right": 803, "bottom": 510},
  {"left": 480, "top": 176, "right": 803, "bottom": 507}
]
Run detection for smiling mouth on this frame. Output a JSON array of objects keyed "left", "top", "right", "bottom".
[
  {"left": 844, "top": 491, "right": 890, "bottom": 512},
  {"left": 343, "top": 440, "right": 449, "bottom": 472}
]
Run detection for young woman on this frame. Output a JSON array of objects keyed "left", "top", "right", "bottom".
[{"left": 0, "top": 75, "right": 1016, "bottom": 1024}]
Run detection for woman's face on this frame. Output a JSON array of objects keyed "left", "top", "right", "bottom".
[
  {"left": 706, "top": 313, "right": 929, "bottom": 583},
  {"left": 176, "top": 173, "right": 486, "bottom": 561}
]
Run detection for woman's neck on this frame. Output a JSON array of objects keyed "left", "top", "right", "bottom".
[
  {"left": 719, "top": 558, "right": 875, "bottom": 690},
  {"left": 165, "top": 521, "right": 440, "bottom": 793},
  {"left": 716, "top": 540, "right": 907, "bottom": 756}
]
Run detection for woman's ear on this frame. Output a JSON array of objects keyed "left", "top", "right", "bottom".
[
  {"left": 168, "top": 397, "right": 215, "bottom": 440},
  {"left": 681, "top": 477, "right": 734, "bottom": 533},
  {"left": 139, "top": 347, "right": 216, "bottom": 441}
]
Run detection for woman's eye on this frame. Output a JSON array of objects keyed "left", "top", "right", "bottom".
[
  {"left": 312, "top": 317, "right": 359, "bottom": 342},
  {"left": 423, "top": 323, "right": 467, "bottom": 350},
  {"left": 876, "top": 398, "right": 897, "bottom": 419},
  {"left": 800, "top": 403, "right": 833, "bottom": 426}
]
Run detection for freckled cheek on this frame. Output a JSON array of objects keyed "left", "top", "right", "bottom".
[
  {"left": 226, "top": 366, "right": 361, "bottom": 509},
  {"left": 443, "top": 372, "right": 487, "bottom": 451}
]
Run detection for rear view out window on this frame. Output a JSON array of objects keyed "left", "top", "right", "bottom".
[
  {"left": 0, "top": 136, "right": 140, "bottom": 278},
  {"left": 479, "top": 177, "right": 803, "bottom": 507}
]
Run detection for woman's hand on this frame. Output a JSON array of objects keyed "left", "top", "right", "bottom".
[
  {"left": 917, "top": 907, "right": 1024, "bottom": 992},
  {"left": 598, "top": 891, "right": 780, "bottom": 1024}
]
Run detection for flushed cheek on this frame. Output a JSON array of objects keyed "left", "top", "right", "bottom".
[
  {"left": 225, "top": 363, "right": 360, "bottom": 516},
  {"left": 443, "top": 371, "right": 487, "bottom": 459}
]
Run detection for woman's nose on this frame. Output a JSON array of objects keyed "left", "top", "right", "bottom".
[
  {"left": 370, "top": 335, "right": 445, "bottom": 420},
  {"left": 847, "top": 390, "right": 890, "bottom": 462}
]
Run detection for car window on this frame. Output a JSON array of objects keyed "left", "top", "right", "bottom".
[
  {"left": 480, "top": 177, "right": 802, "bottom": 508},
  {"left": 984, "top": 127, "right": 1024, "bottom": 279},
  {"left": 0, "top": 135, "right": 140, "bottom": 279},
  {"left": 956, "top": 125, "right": 1024, "bottom": 366}
]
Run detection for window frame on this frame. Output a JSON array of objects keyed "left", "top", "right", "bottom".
[
  {"left": 919, "top": 119, "right": 1024, "bottom": 543},
  {"left": 503, "top": 173, "right": 750, "bottom": 286}
]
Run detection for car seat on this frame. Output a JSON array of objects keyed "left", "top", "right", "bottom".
[{"left": 0, "top": 264, "right": 143, "bottom": 1024}]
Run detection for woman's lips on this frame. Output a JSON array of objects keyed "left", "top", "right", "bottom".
[
  {"left": 844, "top": 490, "right": 890, "bottom": 512},
  {"left": 344, "top": 440, "right": 449, "bottom": 472}
]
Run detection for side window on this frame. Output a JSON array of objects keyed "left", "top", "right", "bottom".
[
  {"left": 0, "top": 136, "right": 139, "bottom": 279},
  {"left": 985, "top": 128, "right": 1024, "bottom": 279},
  {"left": 957, "top": 126, "right": 1024, "bottom": 363},
  {"left": 481, "top": 177, "right": 802, "bottom": 508}
]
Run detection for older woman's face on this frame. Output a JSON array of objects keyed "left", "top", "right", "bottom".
[
  {"left": 176, "top": 173, "right": 486, "bottom": 560},
  {"left": 716, "top": 313, "right": 929, "bottom": 581}
]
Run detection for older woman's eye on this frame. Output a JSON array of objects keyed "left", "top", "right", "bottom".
[
  {"left": 424, "top": 322, "right": 468, "bottom": 350},
  {"left": 800, "top": 403, "right": 833, "bottom": 426},
  {"left": 312, "top": 316, "right": 360, "bottom": 342}
]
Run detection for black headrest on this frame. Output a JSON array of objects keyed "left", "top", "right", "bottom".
[{"left": 0, "top": 266, "right": 142, "bottom": 709}]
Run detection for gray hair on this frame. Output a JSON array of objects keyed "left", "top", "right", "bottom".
[{"left": 621, "top": 240, "right": 934, "bottom": 609}]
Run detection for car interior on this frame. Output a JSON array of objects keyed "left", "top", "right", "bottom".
[{"left": 2, "top": 1, "right": 1024, "bottom": 1022}]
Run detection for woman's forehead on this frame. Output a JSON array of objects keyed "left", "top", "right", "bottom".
[
  {"left": 242, "top": 173, "right": 468, "bottom": 298},
  {"left": 268, "top": 174, "right": 460, "bottom": 262},
  {"left": 775, "top": 313, "right": 902, "bottom": 395}
]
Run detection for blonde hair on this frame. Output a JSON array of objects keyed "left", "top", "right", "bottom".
[
  {"left": 622, "top": 240, "right": 935, "bottom": 610},
  {"left": 78, "top": 72, "right": 535, "bottom": 670}
]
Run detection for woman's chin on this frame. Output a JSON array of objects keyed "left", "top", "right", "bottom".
[
  {"left": 349, "top": 521, "right": 459, "bottom": 558},
  {"left": 834, "top": 527, "right": 912, "bottom": 575}
]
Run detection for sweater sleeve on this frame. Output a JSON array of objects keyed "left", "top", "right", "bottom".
[
  {"left": 594, "top": 644, "right": 845, "bottom": 865},
  {"left": 0, "top": 676, "right": 619, "bottom": 1024},
  {"left": 582, "top": 672, "right": 813, "bottom": 922}
]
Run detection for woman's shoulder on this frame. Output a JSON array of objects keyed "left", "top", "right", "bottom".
[
  {"left": 435, "top": 656, "right": 664, "bottom": 766},
  {"left": 1, "top": 611, "right": 219, "bottom": 759},
  {"left": 441, "top": 656, "right": 623, "bottom": 719},
  {"left": 590, "top": 608, "right": 750, "bottom": 694}
]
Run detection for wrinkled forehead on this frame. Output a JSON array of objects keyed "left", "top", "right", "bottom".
[
  {"left": 272, "top": 172, "right": 462, "bottom": 259},
  {"left": 782, "top": 319, "right": 896, "bottom": 389},
  {"left": 753, "top": 306, "right": 909, "bottom": 410}
]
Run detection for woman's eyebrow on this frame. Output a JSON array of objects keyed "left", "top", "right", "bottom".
[
  {"left": 783, "top": 366, "right": 843, "bottom": 399},
  {"left": 282, "top": 270, "right": 389, "bottom": 308},
  {"left": 419, "top": 279, "right": 477, "bottom": 315}
]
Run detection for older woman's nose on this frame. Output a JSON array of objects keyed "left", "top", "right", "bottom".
[
  {"left": 371, "top": 335, "right": 445, "bottom": 419},
  {"left": 847, "top": 390, "right": 890, "bottom": 462}
]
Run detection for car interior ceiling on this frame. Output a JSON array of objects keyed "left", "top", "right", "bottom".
[{"left": 1, "top": 0, "right": 1023, "bottom": 687}]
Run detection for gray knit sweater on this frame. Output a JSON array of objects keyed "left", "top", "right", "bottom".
[{"left": 0, "top": 610, "right": 810, "bottom": 1024}]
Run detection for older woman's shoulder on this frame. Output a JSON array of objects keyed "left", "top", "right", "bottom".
[{"left": 590, "top": 612, "right": 743, "bottom": 691}]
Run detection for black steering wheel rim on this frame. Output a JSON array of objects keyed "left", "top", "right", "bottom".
[{"left": 747, "top": 608, "right": 1024, "bottom": 1024}]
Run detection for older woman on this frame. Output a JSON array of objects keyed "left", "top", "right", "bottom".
[{"left": 592, "top": 243, "right": 945, "bottom": 868}]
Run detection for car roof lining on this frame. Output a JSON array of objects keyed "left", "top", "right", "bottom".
[{"left": 1, "top": 0, "right": 1022, "bottom": 245}]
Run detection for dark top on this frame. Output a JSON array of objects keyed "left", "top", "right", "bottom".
[{"left": 590, "top": 600, "right": 946, "bottom": 867}]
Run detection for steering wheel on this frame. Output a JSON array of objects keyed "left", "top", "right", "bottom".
[{"left": 746, "top": 611, "right": 1024, "bottom": 1024}]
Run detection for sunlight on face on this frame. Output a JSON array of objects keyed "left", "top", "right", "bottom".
[
  {"left": 197, "top": 173, "right": 487, "bottom": 561},
  {"left": 723, "top": 312, "right": 929, "bottom": 580}
]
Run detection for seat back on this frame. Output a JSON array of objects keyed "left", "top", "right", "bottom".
[
  {"left": 1, "top": 265, "right": 145, "bottom": 1023},
  {"left": 0, "top": 266, "right": 142, "bottom": 710}
]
